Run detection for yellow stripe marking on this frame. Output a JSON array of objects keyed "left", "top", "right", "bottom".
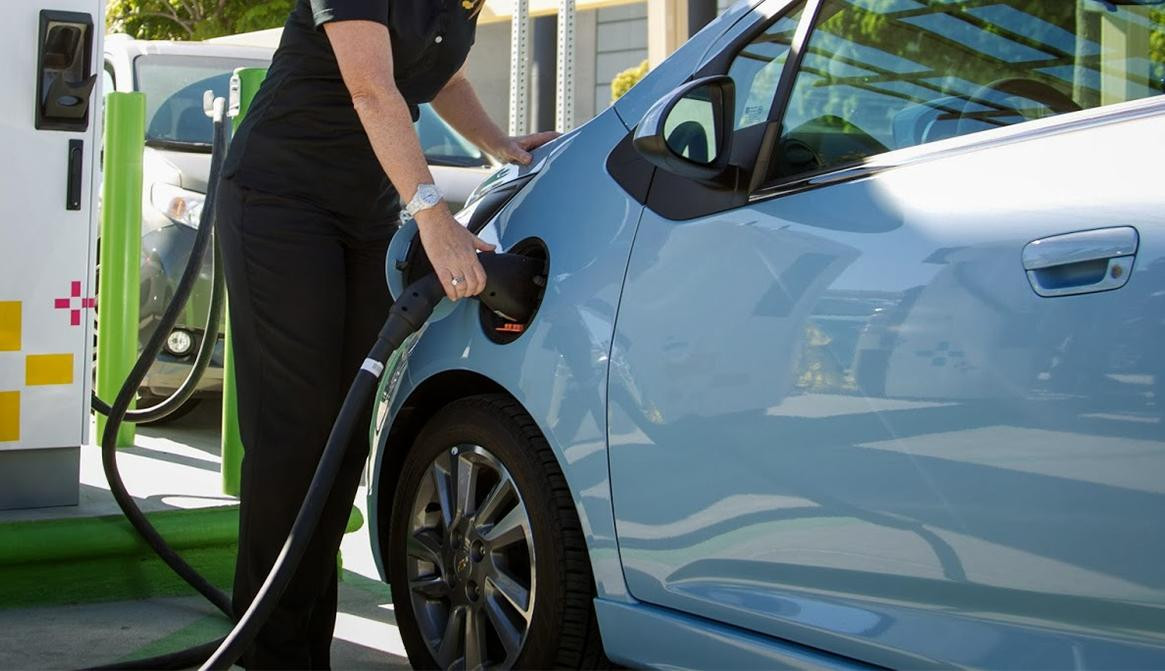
[
  {"left": 0, "top": 391, "right": 18, "bottom": 441},
  {"left": 25, "top": 353, "right": 74, "bottom": 386},
  {"left": 0, "top": 301, "right": 20, "bottom": 351}
]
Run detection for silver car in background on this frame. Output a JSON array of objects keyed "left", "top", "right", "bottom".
[{"left": 102, "top": 36, "right": 493, "bottom": 420}]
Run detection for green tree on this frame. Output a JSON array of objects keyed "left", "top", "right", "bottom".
[
  {"left": 1152, "top": 9, "right": 1165, "bottom": 89},
  {"left": 611, "top": 60, "right": 649, "bottom": 102},
  {"left": 106, "top": 0, "right": 294, "bottom": 41}
]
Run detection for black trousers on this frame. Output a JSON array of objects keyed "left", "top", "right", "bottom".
[{"left": 216, "top": 179, "right": 395, "bottom": 669}]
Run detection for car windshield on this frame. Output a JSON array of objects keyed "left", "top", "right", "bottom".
[
  {"left": 135, "top": 54, "right": 268, "bottom": 148},
  {"left": 135, "top": 54, "right": 487, "bottom": 165},
  {"left": 415, "top": 104, "right": 488, "bottom": 167}
]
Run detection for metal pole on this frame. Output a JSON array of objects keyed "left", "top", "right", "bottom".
[
  {"left": 531, "top": 15, "right": 558, "bottom": 131},
  {"left": 555, "top": 0, "right": 576, "bottom": 132},
  {"left": 509, "top": 0, "right": 531, "bottom": 136},
  {"left": 220, "top": 67, "right": 266, "bottom": 497},
  {"left": 95, "top": 92, "right": 145, "bottom": 448}
]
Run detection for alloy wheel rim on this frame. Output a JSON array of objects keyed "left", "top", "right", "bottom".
[{"left": 406, "top": 444, "right": 535, "bottom": 671}]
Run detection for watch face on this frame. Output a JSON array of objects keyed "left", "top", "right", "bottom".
[{"left": 408, "top": 184, "right": 442, "bottom": 215}]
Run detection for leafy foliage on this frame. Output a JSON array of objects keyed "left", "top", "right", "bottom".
[
  {"left": 106, "top": 0, "right": 294, "bottom": 40},
  {"left": 610, "top": 60, "right": 649, "bottom": 102},
  {"left": 1153, "top": 9, "right": 1165, "bottom": 88}
]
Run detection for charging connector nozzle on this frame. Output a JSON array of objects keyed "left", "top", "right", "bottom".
[{"left": 477, "top": 252, "right": 545, "bottom": 324}]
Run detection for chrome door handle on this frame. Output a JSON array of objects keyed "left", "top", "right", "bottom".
[{"left": 1022, "top": 227, "right": 1139, "bottom": 298}]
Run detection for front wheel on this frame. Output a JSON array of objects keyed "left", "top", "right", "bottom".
[{"left": 388, "top": 394, "right": 607, "bottom": 670}]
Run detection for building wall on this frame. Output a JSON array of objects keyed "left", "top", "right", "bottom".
[
  {"left": 593, "top": 3, "right": 649, "bottom": 114},
  {"left": 465, "top": 22, "right": 514, "bottom": 128},
  {"left": 446, "top": 0, "right": 737, "bottom": 132},
  {"left": 465, "top": 9, "right": 601, "bottom": 133}
]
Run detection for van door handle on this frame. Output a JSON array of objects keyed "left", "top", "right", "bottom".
[{"left": 1022, "top": 227, "right": 1138, "bottom": 297}]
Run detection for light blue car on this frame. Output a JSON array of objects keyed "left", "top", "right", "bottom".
[{"left": 369, "top": 0, "right": 1165, "bottom": 668}]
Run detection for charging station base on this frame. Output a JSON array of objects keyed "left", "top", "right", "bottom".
[{"left": 0, "top": 446, "right": 79, "bottom": 511}]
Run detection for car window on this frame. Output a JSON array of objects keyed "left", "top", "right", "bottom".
[
  {"left": 727, "top": 3, "right": 805, "bottom": 129},
  {"left": 136, "top": 54, "right": 269, "bottom": 147},
  {"left": 414, "top": 104, "right": 488, "bottom": 167},
  {"left": 771, "top": 0, "right": 1165, "bottom": 181}
]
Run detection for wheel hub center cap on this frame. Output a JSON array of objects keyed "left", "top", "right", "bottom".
[{"left": 452, "top": 535, "right": 474, "bottom": 580}]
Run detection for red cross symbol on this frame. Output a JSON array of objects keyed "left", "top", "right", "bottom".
[{"left": 54, "top": 281, "right": 96, "bottom": 326}]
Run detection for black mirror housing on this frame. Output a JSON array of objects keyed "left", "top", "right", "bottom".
[{"left": 632, "top": 75, "right": 736, "bottom": 186}]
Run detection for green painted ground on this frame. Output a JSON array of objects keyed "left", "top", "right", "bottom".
[
  {"left": 0, "top": 506, "right": 238, "bottom": 608},
  {"left": 0, "top": 504, "right": 364, "bottom": 608}
]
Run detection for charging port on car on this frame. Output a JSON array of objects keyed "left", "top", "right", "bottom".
[{"left": 481, "top": 237, "right": 547, "bottom": 344}]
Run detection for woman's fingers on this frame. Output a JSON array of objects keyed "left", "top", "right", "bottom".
[
  {"left": 519, "top": 130, "right": 561, "bottom": 150},
  {"left": 509, "top": 143, "right": 533, "bottom": 165},
  {"left": 469, "top": 257, "right": 487, "bottom": 295},
  {"left": 438, "top": 272, "right": 459, "bottom": 301},
  {"left": 417, "top": 211, "right": 493, "bottom": 300},
  {"left": 498, "top": 130, "right": 560, "bottom": 165},
  {"left": 470, "top": 236, "right": 492, "bottom": 294},
  {"left": 445, "top": 254, "right": 486, "bottom": 298},
  {"left": 435, "top": 259, "right": 465, "bottom": 301}
]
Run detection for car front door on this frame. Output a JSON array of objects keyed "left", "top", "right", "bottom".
[{"left": 608, "top": 1, "right": 1165, "bottom": 667}]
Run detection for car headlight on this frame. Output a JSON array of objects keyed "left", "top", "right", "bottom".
[
  {"left": 454, "top": 175, "right": 533, "bottom": 234},
  {"left": 165, "top": 329, "right": 195, "bottom": 356},
  {"left": 150, "top": 182, "right": 205, "bottom": 229},
  {"left": 460, "top": 151, "right": 549, "bottom": 213}
]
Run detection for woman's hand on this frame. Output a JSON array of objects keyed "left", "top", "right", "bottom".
[
  {"left": 415, "top": 206, "right": 496, "bottom": 300},
  {"left": 487, "top": 131, "right": 561, "bottom": 165},
  {"left": 431, "top": 67, "right": 559, "bottom": 167}
]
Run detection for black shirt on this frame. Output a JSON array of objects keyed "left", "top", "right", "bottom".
[{"left": 223, "top": 0, "right": 480, "bottom": 220}]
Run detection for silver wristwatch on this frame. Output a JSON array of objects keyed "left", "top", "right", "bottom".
[{"left": 400, "top": 183, "right": 444, "bottom": 222}]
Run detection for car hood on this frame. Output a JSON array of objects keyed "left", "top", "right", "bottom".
[
  {"left": 144, "top": 146, "right": 212, "bottom": 193},
  {"left": 144, "top": 145, "right": 213, "bottom": 191}
]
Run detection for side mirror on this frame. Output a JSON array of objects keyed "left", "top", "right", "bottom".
[{"left": 632, "top": 75, "right": 735, "bottom": 185}]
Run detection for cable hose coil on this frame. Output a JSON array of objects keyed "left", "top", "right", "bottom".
[
  {"left": 83, "top": 99, "right": 235, "bottom": 671},
  {"left": 85, "top": 98, "right": 450, "bottom": 667}
]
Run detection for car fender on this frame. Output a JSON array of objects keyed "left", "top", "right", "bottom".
[{"left": 367, "top": 108, "right": 642, "bottom": 604}]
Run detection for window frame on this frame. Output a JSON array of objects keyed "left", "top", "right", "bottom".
[
  {"left": 626, "top": 0, "right": 821, "bottom": 221},
  {"left": 685, "top": 0, "right": 827, "bottom": 196},
  {"left": 738, "top": 0, "right": 826, "bottom": 192},
  {"left": 629, "top": 0, "right": 1164, "bottom": 220},
  {"left": 103, "top": 59, "right": 117, "bottom": 93}
]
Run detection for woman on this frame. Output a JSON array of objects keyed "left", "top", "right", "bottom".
[{"left": 215, "top": 0, "right": 557, "bottom": 666}]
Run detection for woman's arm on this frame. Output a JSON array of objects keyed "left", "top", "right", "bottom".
[
  {"left": 431, "top": 65, "right": 559, "bottom": 165},
  {"left": 324, "top": 20, "right": 492, "bottom": 300}
]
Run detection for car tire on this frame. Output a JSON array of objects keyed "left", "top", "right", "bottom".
[{"left": 389, "top": 394, "right": 608, "bottom": 670}]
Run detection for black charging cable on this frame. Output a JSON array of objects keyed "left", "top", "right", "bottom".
[
  {"left": 84, "top": 90, "right": 546, "bottom": 670},
  {"left": 200, "top": 272, "right": 446, "bottom": 670},
  {"left": 92, "top": 253, "right": 541, "bottom": 671},
  {"left": 91, "top": 96, "right": 233, "bottom": 620},
  {"left": 90, "top": 135, "right": 227, "bottom": 424},
  {"left": 202, "top": 251, "right": 543, "bottom": 670}
]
